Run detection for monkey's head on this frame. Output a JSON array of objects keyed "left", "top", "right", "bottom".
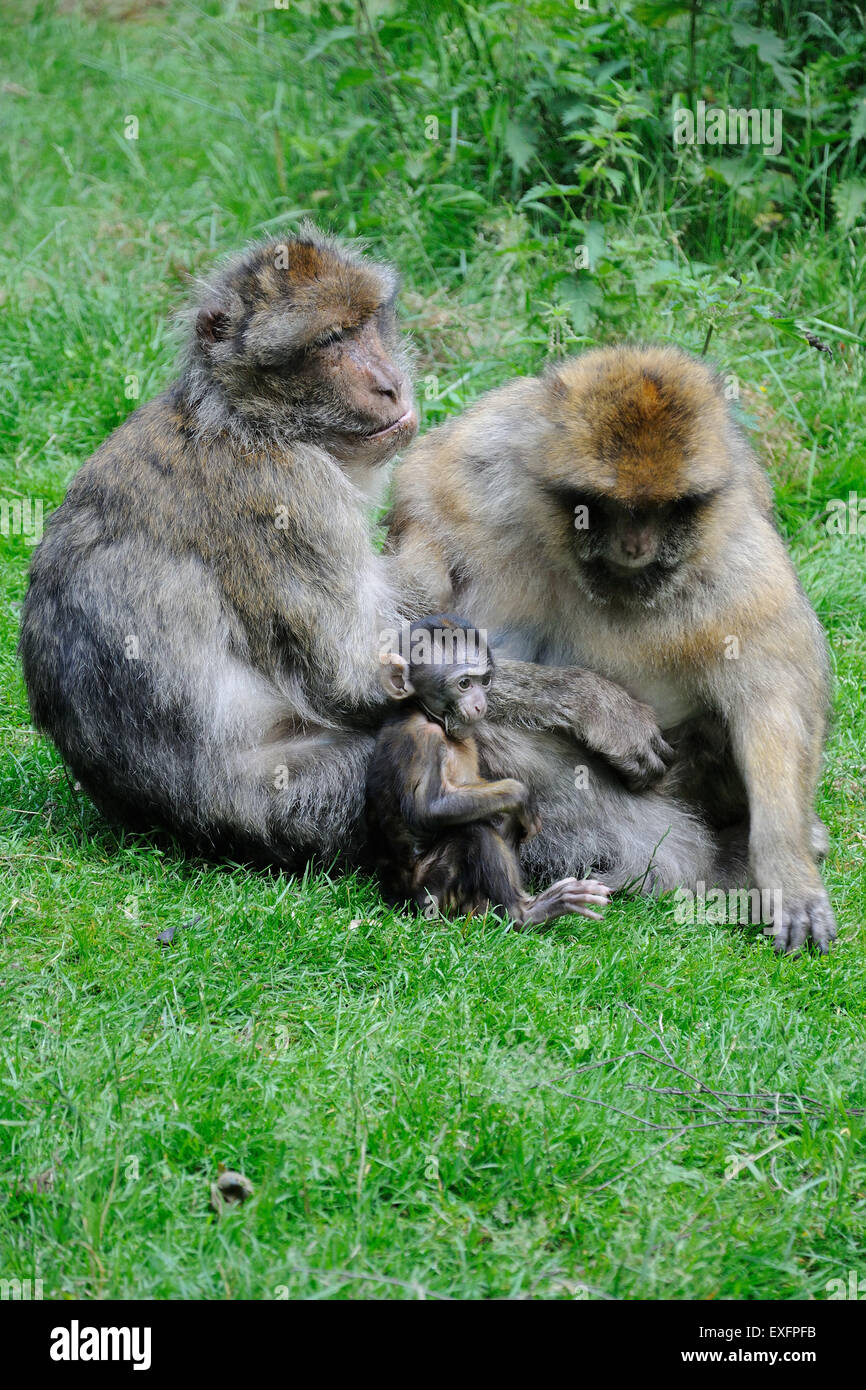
[
  {"left": 379, "top": 614, "right": 493, "bottom": 737},
  {"left": 186, "top": 224, "right": 417, "bottom": 463},
  {"left": 537, "top": 346, "right": 743, "bottom": 608}
]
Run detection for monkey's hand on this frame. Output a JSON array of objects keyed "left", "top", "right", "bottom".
[
  {"left": 496, "top": 787, "right": 541, "bottom": 843},
  {"left": 489, "top": 661, "right": 674, "bottom": 790},
  {"left": 515, "top": 798, "right": 542, "bottom": 842},
  {"left": 577, "top": 683, "right": 675, "bottom": 791},
  {"left": 768, "top": 885, "right": 837, "bottom": 955}
]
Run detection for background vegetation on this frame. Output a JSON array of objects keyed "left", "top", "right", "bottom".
[{"left": 1, "top": 0, "right": 864, "bottom": 1299}]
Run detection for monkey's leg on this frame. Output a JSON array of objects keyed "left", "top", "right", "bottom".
[
  {"left": 660, "top": 714, "right": 748, "bottom": 829},
  {"left": 512, "top": 878, "right": 612, "bottom": 929},
  {"left": 415, "top": 824, "right": 528, "bottom": 922},
  {"left": 475, "top": 723, "right": 724, "bottom": 894},
  {"left": 432, "top": 823, "right": 609, "bottom": 929},
  {"left": 20, "top": 536, "right": 381, "bottom": 870},
  {"left": 410, "top": 847, "right": 464, "bottom": 920},
  {"left": 242, "top": 726, "right": 377, "bottom": 869},
  {"left": 810, "top": 813, "right": 830, "bottom": 862}
]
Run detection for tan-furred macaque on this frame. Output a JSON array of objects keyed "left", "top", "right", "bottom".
[
  {"left": 387, "top": 345, "right": 835, "bottom": 952},
  {"left": 366, "top": 615, "right": 611, "bottom": 927},
  {"left": 19, "top": 230, "right": 678, "bottom": 876}
]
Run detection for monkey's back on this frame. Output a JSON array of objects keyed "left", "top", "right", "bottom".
[
  {"left": 365, "top": 712, "right": 443, "bottom": 894},
  {"left": 18, "top": 391, "right": 301, "bottom": 856}
]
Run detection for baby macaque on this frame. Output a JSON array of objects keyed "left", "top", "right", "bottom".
[{"left": 366, "top": 615, "right": 611, "bottom": 927}]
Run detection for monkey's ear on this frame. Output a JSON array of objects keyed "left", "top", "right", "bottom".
[
  {"left": 379, "top": 652, "right": 414, "bottom": 700},
  {"left": 196, "top": 305, "right": 230, "bottom": 345}
]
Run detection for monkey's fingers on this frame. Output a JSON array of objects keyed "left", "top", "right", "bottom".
[
  {"left": 606, "top": 721, "right": 675, "bottom": 791},
  {"left": 561, "top": 880, "right": 612, "bottom": 915},
  {"left": 772, "top": 891, "right": 837, "bottom": 955},
  {"left": 656, "top": 732, "right": 676, "bottom": 767},
  {"left": 576, "top": 878, "right": 612, "bottom": 897}
]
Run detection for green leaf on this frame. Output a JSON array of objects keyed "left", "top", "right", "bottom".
[
  {"left": 504, "top": 118, "right": 539, "bottom": 173},
  {"left": 594, "top": 60, "right": 630, "bottom": 85},
  {"left": 333, "top": 67, "right": 376, "bottom": 94},
  {"left": 850, "top": 98, "right": 866, "bottom": 146},
  {"left": 730, "top": 22, "right": 788, "bottom": 68},
  {"left": 730, "top": 22, "right": 799, "bottom": 96},
  {"left": 584, "top": 220, "right": 606, "bottom": 267},
  {"left": 519, "top": 183, "right": 584, "bottom": 206},
  {"left": 832, "top": 180, "right": 866, "bottom": 231},
  {"left": 556, "top": 275, "right": 602, "bottom": 332},
  {"left": 632, "top": 1, "right": 695, "bottom": 24},
  {"left": 302, "top": 25, "right": 357, "bottom": 63},
  {"left": 561, "top": 103, "right": 596, "bottom": 126}
]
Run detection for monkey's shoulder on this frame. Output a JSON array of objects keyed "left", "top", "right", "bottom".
[
  {"left": 58, "top": 390, "right": 202, "bottom": 527},
  {"left": 377, "top": 708, "right": 447, "bottom": 747},
  {"left": 368, "top": 711, "right": 443, "bottom": 792}
]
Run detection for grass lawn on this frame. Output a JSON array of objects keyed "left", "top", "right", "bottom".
[{"left": 1, "top": 2, "right": 864, "bottom": 1299}]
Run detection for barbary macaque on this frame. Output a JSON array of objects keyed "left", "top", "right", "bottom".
[
  {"left": 366, "top": 615, "right": 611, "bottom": 927},
  {"left": 20, "top": 228, "right": 417, "bottom": 867},
  {"left": 19, "top": 230, "right": 678, "bottom": 878},
  {"left": 387, "top": 345, "right": 835, "bottom": 952}
]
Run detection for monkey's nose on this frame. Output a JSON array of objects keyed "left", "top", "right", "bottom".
[
  {"left": 368, "top": 362, "right": 401, "bottom": 402},
  {"left": 622, "top": 533, "right": 651, "bottom": 559}
]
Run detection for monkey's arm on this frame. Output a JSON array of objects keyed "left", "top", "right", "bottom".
[
  {"left": 488, "top": 659, "right": 674, "bottom": 792},
  {"left": 720, "top": 625, "right": 835, "bottom": 954},
  {"left": 420, "top": 776, "right": 530, "bottom": 831},
  {"left": 405, "top": 726, "right": 531, "bottom": 832},
  {"left": 729, "top": 700, "right": 834, "bottom": 952},
  {"left": 386, "top": 525, "right": 673, "bottom": 791}
]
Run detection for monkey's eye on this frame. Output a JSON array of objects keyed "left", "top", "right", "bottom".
[
  {"left": 675, "top": 491, "right": 714, "bottom": 516},
  {"left": 480, "top": 672, "right": 492, "bottom": 687},
  {"left": 317, "top": 330, "right": 344, "bottom": 349},
  {"left": 457, "top": 676, "right": 472, "bottom": 692}
]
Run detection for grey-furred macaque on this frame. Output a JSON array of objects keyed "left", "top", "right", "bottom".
[
  {"left": 366, "top": 614, "right": 611, "bottom": 927},
  {"left": 387, "top": 345, "right": 835, "bottom": 951},
  {"left": 19, "top": 229, "right": 676, "bottom": 876}
]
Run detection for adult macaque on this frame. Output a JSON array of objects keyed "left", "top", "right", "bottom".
[
  {"left": 367, "top": 614, "right": 611, "bottom": 927},
  {"left": 387, "top": 345, "right": 835, "bottom": 952},
  {"left": 20, "top": 231, "right": 676, "bottom": 875}
]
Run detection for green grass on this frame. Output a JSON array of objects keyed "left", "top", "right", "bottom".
[{"left": 1, "top": 1, "right": 865, "bottom": 1300}]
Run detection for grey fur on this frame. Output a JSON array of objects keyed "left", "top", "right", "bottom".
[{"left": 19, "top": 230, "right": 413, "bottom": 869}]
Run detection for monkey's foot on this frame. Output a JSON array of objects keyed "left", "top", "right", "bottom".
[
  {"left": 520, "top": 877, "right": 612, "bottom": 927},
  {"left": 771, "top": 890, "right": 837, "bottom": 954}
]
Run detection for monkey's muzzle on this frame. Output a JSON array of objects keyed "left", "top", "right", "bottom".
[{"left": 365, "top": 407, "right": 417, "bottom": 441}]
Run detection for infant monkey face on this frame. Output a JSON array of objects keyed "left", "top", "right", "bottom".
[
  {"left": 378, "top": 614, "right": 494, "bottom": 735},
  {"left": 448, "top": 666, "right": 492, "bottom": 724}
]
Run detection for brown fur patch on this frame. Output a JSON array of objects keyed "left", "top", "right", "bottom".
[
  {"left": 546, "top": 346, "right": 732, "bottom": 503},
  {"left": 219, "top": 236, "right": 394, "bottom": 347}
]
